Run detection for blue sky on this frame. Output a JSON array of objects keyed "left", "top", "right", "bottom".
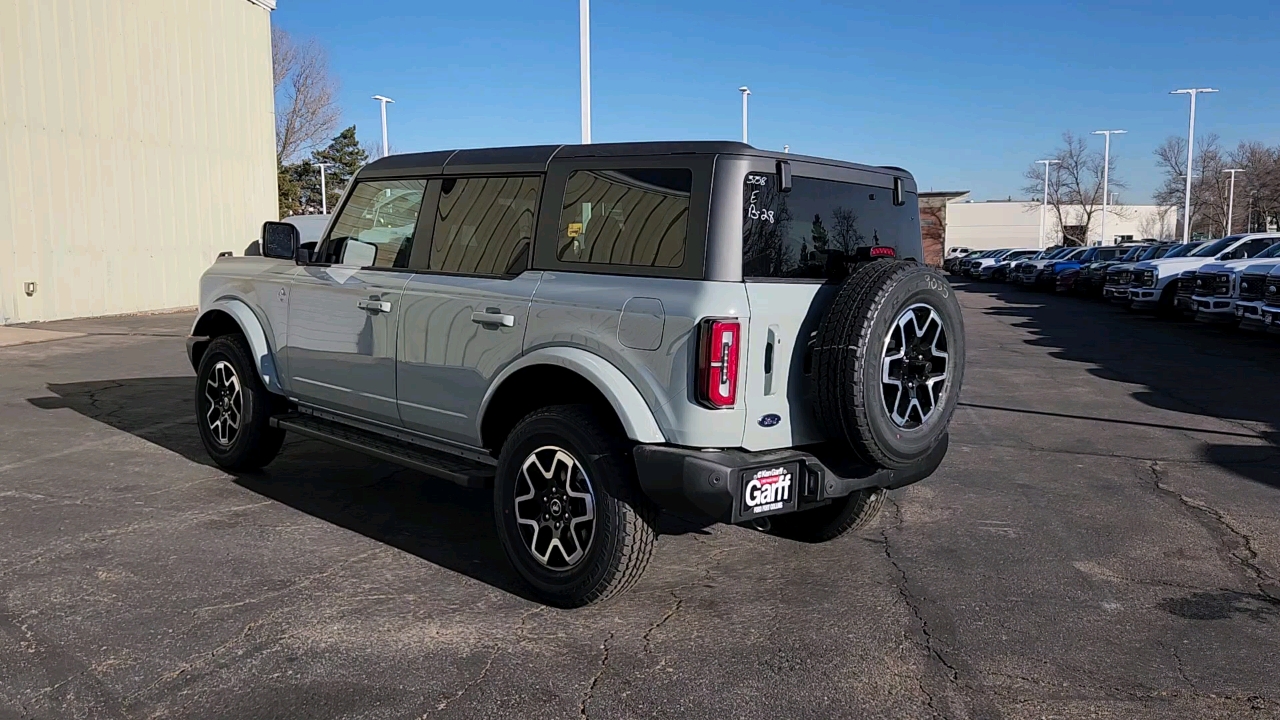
[{"left": 274, "top": 0, "right": 1280, "bottom": 203}]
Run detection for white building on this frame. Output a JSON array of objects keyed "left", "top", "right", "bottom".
[
  {"left": 944, "top": 198, "right": 1179, "bottom": 253},
  {"left": 0, "top": 0, "right": 277, "bottom": 324}
]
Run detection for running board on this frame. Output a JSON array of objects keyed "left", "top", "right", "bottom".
[{"left": 271, "top": 414, "right": 494, "bottom": 489}]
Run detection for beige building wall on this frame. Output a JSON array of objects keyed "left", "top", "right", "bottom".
[
  {"left": 945, "top": 201, "right": 1179, "bottom": 252},
  {"left": 0, "top": 0, "right": 277, "bottom": 324}
]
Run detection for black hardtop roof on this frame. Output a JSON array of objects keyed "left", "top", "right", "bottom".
[{"left": 358, "top": 141, "right": 913, "bottom": 180}]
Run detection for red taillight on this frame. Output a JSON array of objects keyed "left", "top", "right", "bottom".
[
  {"left": 869, "top": 246, "right": 896, "bottom": 258},
  {"left": 697, "top": 318, "right": 740, "bottom": 409}
]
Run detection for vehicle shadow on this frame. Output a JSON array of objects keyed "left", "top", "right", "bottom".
[
  {"left": 27, "top": 377, "right": 710, "bottom": 605},
  {"left": 952, "top": 278, "right": 1280, "bottom": 491}
]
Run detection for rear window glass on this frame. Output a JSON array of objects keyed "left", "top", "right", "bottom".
[
  {"left": 557, "top": 168, "right": 691, "bottom": 268},
  {"left": 743, "top": 173, "right": 918, "bottom": 279}
]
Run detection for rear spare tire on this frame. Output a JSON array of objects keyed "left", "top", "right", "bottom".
[{"left": 812, "top": 261, "right": 965, "bottom": 469}]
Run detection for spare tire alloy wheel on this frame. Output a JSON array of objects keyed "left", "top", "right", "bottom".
[
  {"left": 881, "top": 303, "right": 949, "bottom": 430},
  {"left": 514, "top": 446, "right": 596, "bottom": 569},
  {"left": 204, "top": 360, "right": 243, "bottom": 447}
]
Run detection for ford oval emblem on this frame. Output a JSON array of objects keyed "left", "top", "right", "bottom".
[{"left": 758, "top": 414, "right": 782, "bottom": 428}]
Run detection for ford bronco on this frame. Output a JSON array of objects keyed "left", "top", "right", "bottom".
[{"left": 187, "top": 142, "right": 964, "bottom": 606}]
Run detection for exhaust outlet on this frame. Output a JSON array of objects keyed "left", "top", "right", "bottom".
[{"left": 751, "top": 517, "right": 771, "bottom": 532}]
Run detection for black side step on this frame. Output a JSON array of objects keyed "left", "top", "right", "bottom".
[{"left": 271, "top": 414, "right": 494, "bottom": 489}]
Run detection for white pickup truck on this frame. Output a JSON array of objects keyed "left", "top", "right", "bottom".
[
  {"left": 1236, "top": 262, "right": 1280, "bottom": 330},
  {"left": 1259, "top": 266, "right": 1280, "bottom": 333},
  {"left": 1127, "top": 233, "right": 1280, "bottom": 315},
  {"left": 1190, "top": 240, "right": 1280, "bottom": 323}
]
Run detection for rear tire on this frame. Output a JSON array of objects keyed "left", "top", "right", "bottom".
[
  {"left": 769, "top": 489, "right": 886, "bottom": 543},
  {"left": 494, "top": 405, "right": 657, "bottom": 607},
  {"left": 195, "top": 334, "right": 285, "bottom": 471},
  {"left": 812, "top": 261, "right": 966, "bottom": 469}
]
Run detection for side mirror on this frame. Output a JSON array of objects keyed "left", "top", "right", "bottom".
[{"left": 262, "top": 221, "right": 300, "bottom": 261}]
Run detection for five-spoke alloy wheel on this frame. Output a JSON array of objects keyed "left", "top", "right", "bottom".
[
  {"left": 195, "top": 334, "right": 285, "bottom": 471},
  {"left": 881, "top": 303, "right": 950, "bottom": 429},
  {"left": 204, "top": 360, "right": 244, "bottom": 446},
  {"left": 495, "top": 405, "right": 656, "bottom": 607}
]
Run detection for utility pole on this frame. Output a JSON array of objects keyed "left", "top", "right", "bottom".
[
  {"left": 316, "top": 162, "right": 330, "bottom": 214},
  {"left": 579, "top": 0, "right": 591, "bottom": 143},
  {"left": 1092, "top": 130, "right": 1126, "bottom": 245},
  {"left": 1224, "top": 168, "right": 1244, "bottom": 235},
  {"left": 738, "top": 86, "right": 750, "bottom": 144},
  {"left": 372, "top": 95, "right": 394, "bottom": 158},
  {"left": 1037, "top": 159, "right": 1060, "bottom": 249},
  {"left": 1170, "top": 88, "right": 1218, "bottom": 242}
]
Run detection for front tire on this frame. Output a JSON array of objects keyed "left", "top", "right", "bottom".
[
  {"left": 195, "top": 334, "right": 285, "bottom": 471},
  {"left": 494, "top": 405, "right": 657, "bottom": 607},
  {"left": 769, "top": 489, "right": 886, "bottom": 543}
]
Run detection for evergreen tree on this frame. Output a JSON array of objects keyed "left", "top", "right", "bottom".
[{"left": 310, "top": 126, "right": 369, "bottom": 212}]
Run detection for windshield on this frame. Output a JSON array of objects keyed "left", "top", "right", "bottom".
[
  {"left": 1189, "top": 238, "right": 1237, "bottom": 257},
  {"left": 1120, "top": 246, "right": 1146, "bottom": 261},
  {"left": 1163, "top": 243, "right": 1202, "bottom": 259}
]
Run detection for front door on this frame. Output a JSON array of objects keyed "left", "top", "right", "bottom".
[
  {"left": 395, "top": 175, "right": 543, "bottom": 446},
  {"left": 284, "top": 178, "right": 429, "bottom": 426}
]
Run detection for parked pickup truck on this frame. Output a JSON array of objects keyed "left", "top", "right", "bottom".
[
  {"left": 1128, "top": 233, "right": 1280, "bottom": 315},
  {"left": 1236, "top": 262, "right": 1280, "bottom": 330},
  {"left": 1189, "top": 240, "right": 1280, "bottom": 323},
  {"left": 1260, "top": 267, "right": 1280, "bottom": 333},
  {"left": 187, "top": 142, "right": 965, "bottom": 606}
]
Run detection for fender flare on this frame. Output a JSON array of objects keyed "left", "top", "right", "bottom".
[
  {"left": 190, "top": 298, "right": 284, "bottom": 395},
  {"left": 478, "top": 347, "right": 667, "bottom": 444}
]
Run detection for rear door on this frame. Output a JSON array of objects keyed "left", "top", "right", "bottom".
[
  {"left": 395, "top": 176, "right": 543, "bottom": 446},
  {"left": 285, "top": 178, "right": 428, "bottom": 426},
  {"left": 737, "top": 160, "right": 921, "bottom": 451}
]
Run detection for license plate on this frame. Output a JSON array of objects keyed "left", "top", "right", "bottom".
[{"left": 740, "top": 463, "right": 800, "bottom": 518}]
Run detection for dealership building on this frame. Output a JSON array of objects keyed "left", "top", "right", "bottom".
[
  {"left": 939, "top": 195, "right": 1179, "bottom": 252},
  {"left": 0, "top": 0, "right": 277, "bottom": 324}
]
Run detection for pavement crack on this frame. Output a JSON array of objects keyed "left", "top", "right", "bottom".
[
  {"left": 578, "top": 631, "right": 614, "bottom": 719},
  {"left": 427, "top": 644, "right": 500, "bottom": 715},
  {"left": 1149, "top": 461, "right": 1280, "bottom": 599},
  {"left": 643, "top": 592, "right": 683, "bottom": 655},
  {"left": 880, "top": 498, "right": 958, "bottom": 719}
]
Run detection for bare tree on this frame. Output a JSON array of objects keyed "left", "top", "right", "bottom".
[
  {"left": 1022, "top": 132, "right": 1123, "bottom": 246},
  {"left": 1153, "top": 134, "right": 1226, "bottom": 238},
  {"left": 1136, "top": 206, "right": 1176, "bottom": 241},
  {"left": 1228, "top": 141, "right": 1280, "bottom": 233},
  {"left": 274, "top": 27, "right": 341, "bottom": 164}
]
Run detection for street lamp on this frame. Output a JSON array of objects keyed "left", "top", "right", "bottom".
[
  {"left": 1224, "top": 168, "right": 1244, "bottom": 235},
  {"left": 1037, "top": 159, "right": 1060, "bottom": 249},
  {"left": 738, "top": 86, "right": 750, "bottom": 144},
  {"left": 372, "top": 95, "right": 394, "bottom": 159},
  {"left": 579, "top": 0, "right": 591, "bottom": 144},
  {"left": 1091, "top": 130, "right": 1126, "bottom": 245},
  {"left": 1171, "top": 88, "right": 1218, "bottom": 242},
  {"left": 316, "top": 162, "right": 331, "bottom": 214}
]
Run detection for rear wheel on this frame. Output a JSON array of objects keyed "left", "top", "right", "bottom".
[
  {"left": 494, "top": 405, "right": 656, "bottom": 607},
  {"left": 769, "top": 489, "right": 886, "bottom": 543},
  {"left": 812, "top": 261, "right": 965, "bottom": 469},
  {"left": 195, "top": 334, "right": 285, "bottom": 471}
]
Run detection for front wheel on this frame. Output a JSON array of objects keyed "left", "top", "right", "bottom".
[
  {"left": 195, "top": 334, "right": 285, "bottom": 471},
  {"left": 494, "top": 405, "right": 657, "bottom": 607}
]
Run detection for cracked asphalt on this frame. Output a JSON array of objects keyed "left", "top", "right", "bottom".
[{"left": 2, "top": 283, "right": 1279, "bottom": 720}]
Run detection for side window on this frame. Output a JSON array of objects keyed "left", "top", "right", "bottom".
[
  {"left": 432, "top": 176, "right": 541, "bottom": 275},
  {"left": 557, "top": 168, "right": 691, "bottom": 268},
  {"left": 1240, "top": 238, "right": 1275, "bottom": 258},
  {"left": 321, "top": 179, "right": 428, "bottom": 268}
]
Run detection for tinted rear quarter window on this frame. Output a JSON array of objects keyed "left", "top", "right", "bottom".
[
  {"left": 743, "top": 173, "right": 918, "bottom": 280},
  {"left": 556, "top": 168, "right": 691, "bottom": 268},
  {"left": 432, "top": 176, "right": 541, "bottom": 275}
]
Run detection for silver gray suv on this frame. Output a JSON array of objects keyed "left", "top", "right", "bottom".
[{"left": 188, "top": 142, "right": 965, "bottom": 606}]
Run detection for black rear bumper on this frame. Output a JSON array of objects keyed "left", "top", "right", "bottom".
[{"left": 633, "top": 435, "right": 948, "bottom": 524}]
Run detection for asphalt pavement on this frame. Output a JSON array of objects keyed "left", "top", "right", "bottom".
[{"left": 1, "top": 284, "right": 1278, "bottom": 720}]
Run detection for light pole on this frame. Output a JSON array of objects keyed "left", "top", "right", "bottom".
[
  {"left": 1224, "top": 168, "right": 1244, "bottom": 235},
  {"left": 738, "top": 86, "right": 750, "bottom": 144},
  {"left": 1171, "top": 88, "right": 1218, "bottom": 242},
  {"left": 316, "top": 162, "right": 330, "bottom": 214},
  {"left": 372, "top": 95, "right": 394, "bottom": 158},
  {"left": 1037, "top": 159, "right": 1060, "bottom": 249},
  {"left": 1091, "top": 130, "right": 1126, "bottom": 245},
  {"left": 579, "top": 0, "right": 591, "bottom": 143}
]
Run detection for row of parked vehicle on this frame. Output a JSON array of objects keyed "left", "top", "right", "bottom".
[{"left": 943, "top": 232, "right": 1280, "bottom": 331}]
